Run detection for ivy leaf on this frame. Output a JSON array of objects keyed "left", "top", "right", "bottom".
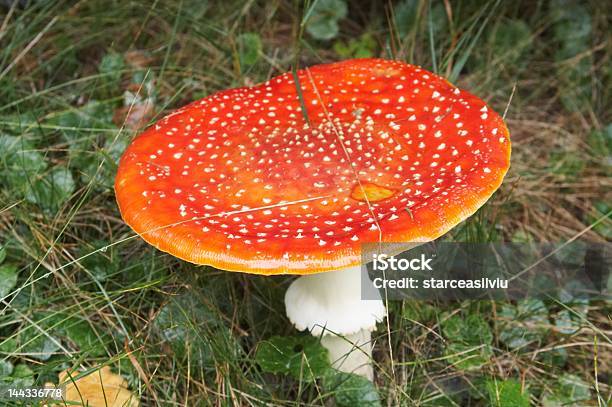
[
  {"left": 305, "top": 0, "right": 348, "bottom": 40},
  {"left": 538, "top": 346, "right": 568, "bottom": 368},
  {"left": 51, "top": 100, "right": 115, "bottom": 140},
  {"left": 255, "top": 335, "right": 329, "bottom": 381},
  {"left": 237, "top": 33, "right": 262, "bottom": 68},
  {"left": 491, "top": 20, "right": 532, "bottom": 65},
  {"left": 499, "top": 300, "right": 548, "bottom": 349},
  {"left": 551, "top": 0, "right": 592, "bottom": 112},
  {"left": 78, "top": 136, "right": 129, "bottom": 189},
  {"left": 0, "top": 360, "right": 13, "bottom": 377},
  {"left": 25, "top": 167, "right": 75, "bottom": 212},
  {"left": 445, "top": 342, "right": 492, "bottom": 370},
  {"left": 43, "top": 312, "right": 108, "bottom": 357},
  {"left": 19, "top": 326, "right": 60, "bottom": 362},
  {"left": 542, "top": 374, "right": 592, "bottom": 406},
  {"left": 554, "top": 309, "right": 584, "bottom": 335},
  {"left": 0, "top": 134, "right": 47, "bottom": 174},
  {"left": 0, "top": 338, "right": 18, "bottom": 355},
  {"left": 6, "top": 364, "right": 34, "bottom": 388},
  {"left": 333, "top": 33, "right": 376, "bottom": 58},
  {"left": 393, "top": 0, "right": 419, "bottom": 38},
  {"left": 486, "top": 379, "right": 530, "bottom": 407},
  {"left": 323, "top": 370, "right": 381, "bottom": 406},
  {"left": 98, "top": 52, "right": 125, "bottom": 87},
  {"left": 0, "top": 264, "right": 18, "bottom": 298},
  {"left": 552, "top": 0, "right": 592, "bottom": 60}
]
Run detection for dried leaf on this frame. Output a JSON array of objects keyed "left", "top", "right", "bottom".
[
  {"left": 113, "top": 100, "right": 155, "bottom": 130},
  {"left": 124, "top": 50, "right": 153, "bottom": 69},
  {"left": 59, "top": 366, "right": 139, "bottom": 407}
]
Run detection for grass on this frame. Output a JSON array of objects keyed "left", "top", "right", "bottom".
[{"left": 0, "top": 0, "right": 610, "bottom": 405}]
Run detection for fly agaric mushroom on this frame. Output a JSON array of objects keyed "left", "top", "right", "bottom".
[{"left": 115, "top": 59, "right": 511, "bottom": 380}]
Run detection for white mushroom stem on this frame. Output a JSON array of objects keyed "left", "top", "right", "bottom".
[
  {"left": 321, "top": 328, "right": 375, "bottom": 380},
  {"left": 284, "top": 266, "right": 385, "bottom": 380}
]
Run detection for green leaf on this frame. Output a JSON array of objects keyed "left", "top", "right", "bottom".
[
  {"left": 79, "top": 136, "right": 129, "bottom": 189},
  {"left": 518, "top": 299, "right": 549, "bottom": 316},
  {"left": 237, "top": 33, "right": 262, "bottom": 68},
  {"left": 25, "top": 167, "right": 75, "bottom": 212},
  {"left": 0, "top": 360, "right": 13, "bottom": 377},
  {"left": 586, "top": 201, "right": 611, "bottom": 239},
  {"left": 491, "top": 20, "right": 532, "bottom": 64},
  {"left": 429, "top": 3, "right": 448, "bottom": 37},
  {"left": 50, "top": 100, "right": 115, "bottom": 141},
  {"left": 323, "top": 370, "right": 381, "bottom": 407},
  {"left": 445, "top": 342, "right": 492, "bottom": 370},
  {"left": 255, "top": 335, "right": 330, "bottom": 381},
  {"left": 542, "top": 374, "right": 592, "bottom": 406},
  {"left": 0, "top": 134, "right": 47, "bottom": 174},
  {"left": 467, "top": 18, "right": 532, "bottom": 72},
  {"left": 104, "top": 136, "right": 130, "bottom": 163},
  {"left": 0, "top": 338, "right": 18, "bottom": 355},
  {"left": 499, "top": 326, "right": 530, "bottom": 349},
  {"left": 6, "top": 364, "right": 34, "bottom": 388},
  {"left": 0, "top": 264, "right": 18, "bottom": 298},
  {"left": 402, "top": 302, "right": 436, "bottom": 322},
  {"left": 78, "top": 241, "right": 118, "bottom": 283},
  {"left": 551, "top": 0, "right": 592, "bottom": 112},
  {"left": 552, "top": 0, "right": 592, "bottom": 60},
  {"left": 153, "top": 293, "right": 238, "bottom": 369},
  {"left": 333, "top": 33, "right": 376, "bottom": 59},
  {"left": 486, "top": 379, "right": 530, "bottom": 407},
  {"left": 554, "top": 309, "right": 581, "bottom": 334},
  {"left": 43, "top": 312, "right": 108, "bottom": 357},
  {"left": 19, "top": 326, "right": 60, "bottom": 362},
  {"left": 99, "top": 52, "right": 125, "bottom": 85},
  {"left": 0, "top": 244, "right": 5, "bottom": 264},
  {"left": 393, "top": 0, "right": 419, "bottom": 38},
  {"left": 587, "top": 124, "right": 612, "bottom": 158},
  {"left": 537, "top": 346, "right": 568, "bottom": 368},
  {"left": 305, "top": 0, "right": 348, "bottom": 40},
  {"left": 499, "top": 300, "right": 548, "bottom": 349},
  {"left": 441, "top": 314, "right": 493, "bottom": 369},
  {"left": 442, "top": 314, "right": 493, "bottom": 345},
  {"left": 511, "top": 230, "right": 534, "bottom": 243}
]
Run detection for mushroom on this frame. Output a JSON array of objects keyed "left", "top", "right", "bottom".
[{"left": 115, "top": 59, "right": 511, "bottom": 380}]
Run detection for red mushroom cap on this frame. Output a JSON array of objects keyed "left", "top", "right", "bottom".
[{"left": 115, "top": 58, "right": 511, "bottom": 275}]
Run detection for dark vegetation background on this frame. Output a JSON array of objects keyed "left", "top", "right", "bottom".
[{"left": 0, "top": 0, "right": 610, "bottom": 405}]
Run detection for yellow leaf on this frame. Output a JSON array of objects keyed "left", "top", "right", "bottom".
[{"left": 59, "top": 366, "right": 139, "bottom": 407}]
